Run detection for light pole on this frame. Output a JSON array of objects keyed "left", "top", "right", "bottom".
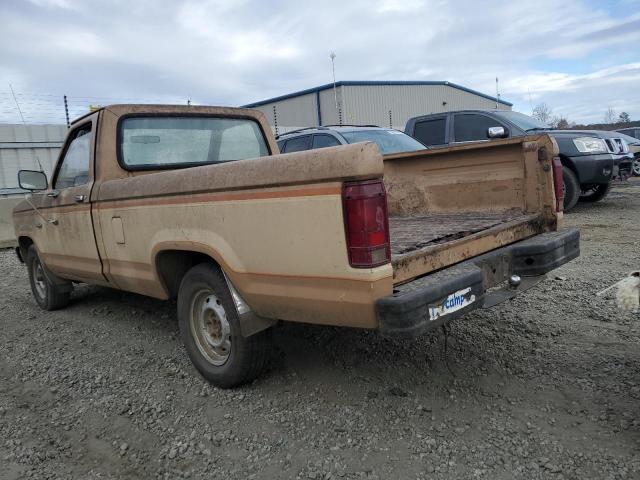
[{"left": 330, "top": 52, "right": 338, "bottom": 111}]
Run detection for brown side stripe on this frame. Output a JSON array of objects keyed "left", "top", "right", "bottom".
[
  {"left": 14, "top": 204, "right": 91, "bottom": 215},
  {"left": 13, "top": 186, "right": 341, "bottom": 215},
  {"left": 97, "top": 185, "right": 341, "bottom": 210}
]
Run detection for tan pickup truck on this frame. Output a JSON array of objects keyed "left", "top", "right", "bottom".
[{"left": 13, "top": 105, "right": 579, "bottom": 387}]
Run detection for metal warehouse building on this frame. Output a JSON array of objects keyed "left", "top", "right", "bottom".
[
  {"left": 0, "top": 124, "right": 65, "bottom": 193},
  {"left": 243, "top": 81, "right": 512, "bottom": 134}
]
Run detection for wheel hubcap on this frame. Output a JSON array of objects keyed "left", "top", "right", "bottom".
[
  {"left": 190, "top": 290, "right": 231, "bottom": 366},
  {"left": 32, "top": 259, "right": 46, "bottom": 299}
]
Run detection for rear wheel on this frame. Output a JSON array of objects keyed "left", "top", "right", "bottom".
[
  {"left": 26, "top": 246, "right": 71, "bottom": 310},
  {"left": 579, "top": 182, "right": 612, "bottom": 203},
  {"left": 177, "top": 262, "right": 270, "bottom": 388},
  {"left": 632, "top": 158, "right": 640, "bottom": 177},
  {"left": 562, "top": 167, "right": 580, "bottom": 211}
]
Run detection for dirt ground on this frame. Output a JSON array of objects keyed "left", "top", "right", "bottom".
[{"left": 1, "top": 180, "right": 639, "bottom": 480}]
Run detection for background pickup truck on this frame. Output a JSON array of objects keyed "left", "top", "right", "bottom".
[
  {"left": 404, "top": 109, "right": 633, "bottom": 211},
  {"left": 13, "top": 105, "right": 579, "bottom": 387}
]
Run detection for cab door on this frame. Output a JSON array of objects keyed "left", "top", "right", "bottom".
[
  {"left": 451, "top": 113, "right": 509, "bottom": 144},
  {"left": 39, "top": 115, "right": 106, "bottom": 284},
  {"left": 411, "top": 115, "right": 449, "bottom": 148}
]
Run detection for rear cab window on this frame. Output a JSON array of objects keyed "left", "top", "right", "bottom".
[
  {"left": 412, "top": 117, "right": 447, "bottom": 146},
  {"left": 119, "top": 116, "right": 269, "bottom": 169}
]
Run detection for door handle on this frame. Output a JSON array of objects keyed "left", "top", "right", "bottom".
[
  {"left": 74, "top": 194, "right": 86, "bottom": 203},
  {"left": 47, "top": 191, "right": 59, "bottom": 198}
]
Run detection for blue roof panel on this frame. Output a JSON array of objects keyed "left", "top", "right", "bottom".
[{"left": 242, "top": 80, "right": 512, "bottom": 108}]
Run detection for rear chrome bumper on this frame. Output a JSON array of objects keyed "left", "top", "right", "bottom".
[{"left": 376, "top": 229, "right": 580, "bottom": 338}]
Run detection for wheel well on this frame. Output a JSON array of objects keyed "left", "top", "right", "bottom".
[
  {"left": 155, "top": 250, "right": 217, "bottom": 298},
  {"left": 18, "top": 236, "right": 34, "bottom": 259},
  {"left": 558, "top": 154, "right": 579, "bottom": 182}
]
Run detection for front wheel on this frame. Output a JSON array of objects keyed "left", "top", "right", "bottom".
[
  {"left": 562, "top": 167, "right": 580, "bottom": 212},
  {"left": 177, "top": 263, "right": 271, "bottom": 388},
  {"left": 26, "top": 246, "right": 71, "bottom": 310},
  {"left": 632, "top": 158, "right": 640, "bottom": 177},
  {"left": 579, "top": 182, "right": 612, "bottom": 203}
]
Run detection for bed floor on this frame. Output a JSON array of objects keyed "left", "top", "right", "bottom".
[{"left": 389, "top": 210, "right": 526, "bottom": 256}]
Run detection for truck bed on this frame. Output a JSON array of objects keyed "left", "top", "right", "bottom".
[
  {"left": 383, "top": 136, "right": 559, "bottom": 284},
  {"left": 389, "top": 210, "right": 525, "bottom": 256},
  {"left": 389, "top": 211, "right": 543, "bottom": 284}
]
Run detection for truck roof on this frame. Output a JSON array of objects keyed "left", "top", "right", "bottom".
[{"left": 70, "top": 104, "right": 262, "bottom": 126}]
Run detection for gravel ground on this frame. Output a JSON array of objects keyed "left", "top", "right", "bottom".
[{"left": 1, "top": 180, "right": 639, "bottom": 480}]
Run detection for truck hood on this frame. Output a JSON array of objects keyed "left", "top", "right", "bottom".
[
  {"left": 542, "top": 129, "right": 620, "bottom": 139},
  {"left": 534, "top": 129, "right": 631, "bottom": 157}
]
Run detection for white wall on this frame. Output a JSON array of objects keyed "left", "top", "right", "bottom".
[{"left": 0, "top": 124, "right": 66, "bottom": 190}]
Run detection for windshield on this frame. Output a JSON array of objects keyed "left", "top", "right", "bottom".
[
  {"left": 493, "top": 111, "right": 550, "bottom": 132},
  {"left": 340, "top": 129, "right": 427, "bottom": 154}
]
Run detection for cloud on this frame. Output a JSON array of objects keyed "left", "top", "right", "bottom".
[
  {"left": 0, "top": 0, "right": 638, "bottom": 125},
  {"left": 376, "top": 0, "right": 426, "bottom": 13},
  {"left": 27, "top": 0, "right": 75, "bottom": 9},
  {"left": 505, "top": 63, "right": 640, "bottom": 123}
]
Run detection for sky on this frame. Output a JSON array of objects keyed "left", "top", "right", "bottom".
[{"left": 1, "top": 0, "right": 639, "bottom": 125}]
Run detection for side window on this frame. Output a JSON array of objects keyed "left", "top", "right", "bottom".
[
  {"left": 413, "top": 118, "right": 446, "bottom": 146},
  {"left": 54, "top": 126, "right": 91, "bottom": 189},
  {"left": 312, "top": 134, "right": 341, "bottom": 149},
  {"left": 283, "top": 135, "right": 312, "bottom": 153},
  {"left": 454, "top": 114, "right": 505, "bottom": 143}
]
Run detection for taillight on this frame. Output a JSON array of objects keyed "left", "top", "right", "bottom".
[
  {"left": 342, "top": 179, "right": 391, "bottom": 268},
  {"left": 552, "top": 157, "right": 564, "bottom": 212}
]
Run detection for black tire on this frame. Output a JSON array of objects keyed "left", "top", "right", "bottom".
[
  {"left": 632, "top": 158, "right": 640, "bottom": 177},
  {"left": 579, "top": 182, "right": 612, "bottom": 203},
  {"left": 562, "top": 167, "right": 580, "bottom": 212},
  {"left": 177, "top": 262, "right": 270, "bottom": 388},
  {"left": 26, "top": 246, "right": 71, "bottom": 311}
]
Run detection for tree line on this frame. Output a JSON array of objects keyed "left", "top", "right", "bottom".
[{"left": 531, "top": 103, "right": 635, "bottom": 130}]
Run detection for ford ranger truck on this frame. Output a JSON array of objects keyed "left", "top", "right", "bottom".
[{"left": 13, "top": 105, "right": 579, "bottom": 388}]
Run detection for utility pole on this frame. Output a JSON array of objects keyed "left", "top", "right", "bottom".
[
  {"left": 330, "top": 52, "right": 338, "bottom": 112},
  {"left": 63, "top": 95, "right": 70, "bottom": 128},
  {"left": 495, "top": 77, "right": 500, "bottom": 109}
]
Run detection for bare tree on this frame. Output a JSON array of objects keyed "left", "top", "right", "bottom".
[
  {"left": 532, "top": 103, "right": 553, "bottom": 124},
  {"left": 549, "top": 114, "right": 571, "bottom": 129},
  {"left": 603, "top": 106, "right": 617, "bottom": 124},
  {"left": 618, "top": 111, "right": 631, "bottom": 123}
]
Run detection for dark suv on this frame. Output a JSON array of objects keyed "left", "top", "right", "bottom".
[
  {"left": 276, "top": 125, "right": 427, "bottom": 156},
  {"left": 615, "top": 128, "right": 640, "bottom": 176},
  {"left": 405, "top": 110, "right": 633, "bottom": 211}
]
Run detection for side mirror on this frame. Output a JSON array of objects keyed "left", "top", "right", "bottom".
[
  {"left": 488, "top": 126, "right": 508, "bottom": 138},
  {"left": 18, "top": 170, "right": 48, "bottom": 191}
]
